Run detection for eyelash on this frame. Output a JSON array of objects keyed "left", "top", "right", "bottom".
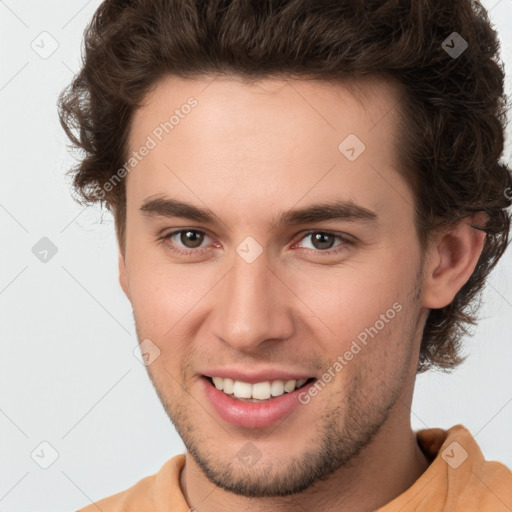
[{"left": 158, "top": 229, "right": 353, "bottom": 258}]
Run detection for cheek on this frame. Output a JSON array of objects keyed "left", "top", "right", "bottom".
[
  {"left": 126, "top": 257, "right": 215, "bottom": 340},
  {"left": 288, "top": 251, "right": 417, "bottom": 367},
  {"left": 128, "top": 269, "right": 195, "bottom": 378},
  {"left": 125, "top": 255, "right": 175, "bottom": 334},
  {"left": 292, "top": 261, "right": 407, "bottom": 330}
]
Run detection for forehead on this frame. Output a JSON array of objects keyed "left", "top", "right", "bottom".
[
  {"left": 130, "top": 74, "right": 402, "bottom": 146},
  {"left": 125, "top": 74, "right": 412, "bottom": 229}
]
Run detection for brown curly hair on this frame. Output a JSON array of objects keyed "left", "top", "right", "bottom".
[{"left": 58, "top": 0, "right": 512, "bottom": 373}]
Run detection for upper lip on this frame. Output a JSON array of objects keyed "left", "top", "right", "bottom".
[{"left": 202, "top": 368, "right": 315, "bottom": 384}]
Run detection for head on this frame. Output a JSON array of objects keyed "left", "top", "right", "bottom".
[{"left": 58, "top": 0, "right": 511, "bottom": 499}]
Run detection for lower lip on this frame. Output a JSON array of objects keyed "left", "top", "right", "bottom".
[{"left": 201, "top": 377, "right": 316, "bottom": 429}]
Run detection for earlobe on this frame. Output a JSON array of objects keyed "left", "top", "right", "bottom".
[
  {"left": 421, "top": 213, "right": 487, "bottom": 310},
  {"left": 118, "top": 251, "right": 131, "bottom": 300}
]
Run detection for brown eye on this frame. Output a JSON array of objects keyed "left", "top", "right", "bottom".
[
  {"left": 309, "top": 232, "right": 337, "bottom": 250},
  {"left": 294, "top": 230, "right": 352, "bottom": 256},
  {"left": 160, "top": 229, "right": 213, "bottom": 256},
  {"left": 178, "top": 230, "right": 205, "bottom": 249}
]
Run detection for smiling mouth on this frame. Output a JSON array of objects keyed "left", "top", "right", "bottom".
[{"left": 204, "top": 376, "right": 316, "bottom": 402}]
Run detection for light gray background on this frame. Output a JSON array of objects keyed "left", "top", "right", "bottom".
[{"left": 0, "top": 1, "right": 511, "bottom": 511}]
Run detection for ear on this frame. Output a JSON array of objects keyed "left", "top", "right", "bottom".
[
  {"left": 421, "top": 213, "right": 487, "bottom": 309},
  {"left": 118, "top": 249, "right": 131, "bottom": 301}
]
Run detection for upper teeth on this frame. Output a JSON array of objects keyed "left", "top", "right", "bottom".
[{"left": 211, "top": 377, "right": 308, "bottom": 400}]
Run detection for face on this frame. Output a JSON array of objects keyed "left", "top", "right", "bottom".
[{"left": 119, "top": 75, "right": 428, "bottom": 497}]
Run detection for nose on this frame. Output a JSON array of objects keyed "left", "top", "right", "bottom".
[{"left": 210, "top": 248, "right": 295, "bottom": 353}]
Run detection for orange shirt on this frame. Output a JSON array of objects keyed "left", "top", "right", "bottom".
[{"left": 77, "top": 424, "right": 512, "bottom": 511}]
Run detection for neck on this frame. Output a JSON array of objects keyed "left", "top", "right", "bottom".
[{"left": 179, "top": 413, "right": 431, "bottom": 512}]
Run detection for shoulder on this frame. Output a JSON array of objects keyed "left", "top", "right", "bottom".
[
  {"left": 76, "top": 454, "right": 187, "bottom": 512},
  {"left": 461, "top": 458, "right": 512, "bottom": 509},
  {"left": 77, "top": 473, "right": 158, "bottom": 512},
  {"left": 433, "top": 424, "right": 512, "bottom": 509}
]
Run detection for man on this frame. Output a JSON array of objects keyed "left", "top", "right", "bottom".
[{"left": 58, "top": 0, "right": 512, "bottom": 510}]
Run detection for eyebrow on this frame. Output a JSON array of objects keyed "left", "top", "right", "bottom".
[{"left": 139, "top": 196, "right": 378, "bottom": 227}]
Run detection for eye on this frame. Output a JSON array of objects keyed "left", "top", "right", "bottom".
[
  {"left": 159, "top": 229, "right": 213, "bottom": 256},
  {"left": 293, "top": 230, "right": 352, "bottom": 255},
  {"left": 158, "top": 229, "right": 352, "bottom": 257}
]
